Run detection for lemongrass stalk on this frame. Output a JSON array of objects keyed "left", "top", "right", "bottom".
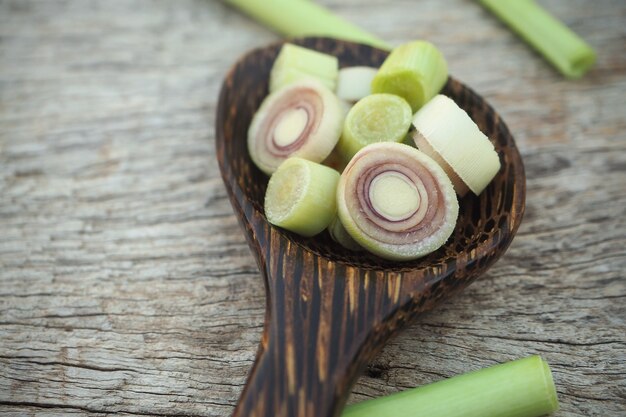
[
  {"left": 336, "top": 66, "right": 379, "bottom": 103},
  {"left": 337, "top": 142, "right": 458, "bottom": 261},
  {"left": 478, "top": 0, "right": 595, "bottom": 79},
  {"left": 371, "top": 41, "right": 448, "bottom": 112},
  {"left": 265, "top": 158, "right": 340, "bottom": 237},
  {"left": 224, "top": 0, "right": 390, "bottom": 50},
  {"left": 342, "top": 355, "right": 559, "bottom": 417},
  {"left": 270, "top": 43, "right": 339, "bottom": 93},
  {"left": 248, "top": 80, "right": 344, "bottom": 175},
  {"left": 337, "top": 94, "right": 413, "bottom": 163},
  {"left": 412, "top": 94, "right": 501, "bottom": 196}
]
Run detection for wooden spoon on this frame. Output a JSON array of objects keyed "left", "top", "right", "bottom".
[{"left": 215, "top": 37, "right": 525, "bottom": 417}]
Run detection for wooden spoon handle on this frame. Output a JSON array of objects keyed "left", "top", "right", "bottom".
[{"left": 232, "top": 229, "right": 406, "bottom": 417}]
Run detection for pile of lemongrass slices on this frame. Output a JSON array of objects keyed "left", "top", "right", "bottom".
[{"left": 247, "top": 41, "right": 501, "bottom": 261}]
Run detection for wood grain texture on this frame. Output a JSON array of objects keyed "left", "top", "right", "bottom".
[{"left": 1, "top": 0, "right": 624, "bottom": 416}]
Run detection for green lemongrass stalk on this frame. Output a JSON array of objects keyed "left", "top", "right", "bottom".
[
  {"left": 371, "top": 41, "right": 448, "bottom": 112},
  {"left": 337, "top": 94, "right": 413, "bottom": 163},
  {"left": 270, "top": 43, "right": 339, "bottom": 92},
  {"left": 342, "top": 355, "right": 559, "bottom": 417},
  {"left": 223, "top": 0, "right": 390, "bottom": 50},
  {"left": 478, "top": 0, "right": 596, "bottom": 78},
  {"left": 265, "top": 158, "right": 340, "bottom": 237}
]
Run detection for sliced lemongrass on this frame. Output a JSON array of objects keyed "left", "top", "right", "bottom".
[
  {"left": 478, "top": 0, "right": 595, "bottom": 79},
  {"left": 265, "top": 158, "right": 340, "bottom": 237},
  {"left": 269, "top": 43, "right": 339, "bottom": 93},
  {"left": 412, "top": 94, "right": 501, "bottom": 196},
  {"left": 224, "top": 0, "right": 390, "bottom": 50},
  {"left": 328, "top": 216, "right": 361, "bottom": 251},
  {"left": 336, "top": 94, "right": 412, "bottom": 163},
  {"left": 335, "top": 66, "right": 379, "bottom": 103},
  {"left": 337, "top": 142, "right": 458, "bottom": 261},
  {"left": 371, "top": 40, "right": 448, "bottom": 112},
  {"left": 342, "top": 355, "right": 559, "bottom": 417},
  {"left": 248, "top": 80, "right": 344, "bottom": 175}
]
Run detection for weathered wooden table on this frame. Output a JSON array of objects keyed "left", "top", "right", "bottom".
[{"left": 1, "top": 1, "right": 624, "bottom": 416}]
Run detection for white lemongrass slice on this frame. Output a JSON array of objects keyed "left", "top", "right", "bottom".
[
  {"left": 248, "top": 80, "right": 345, "bottom": 175},
  {"left": 337, "top": 142, "right": 459, "bottom": 261},
  {"left": 335, "top": 66, "right": 379, "bottom": 102},
  {"left": 265, "top": 158, "right": 340, "bottom": 237},
  {"left": 412, "top": 94, "right": 501, "bottom": 196}
]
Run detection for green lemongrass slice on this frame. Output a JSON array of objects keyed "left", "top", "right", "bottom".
[
  {"left": 265, "top": 158, "right": 340, "bottom": 237},
  {"left": 478, "top": 0, "right": 596, "bottom": 79},
  {"left": 336, "top": 66, "right": 379, "bottom": 103},
  {"left": 336, "top": 94, "right": 412, "bottom": 163},
  {"left": 342, "top": 355, "right": 559, "bottom": 417},
  {"left": 248, "top": 80, "right": 344, "bottom": 175},
  {"left": 270, "top": 43, "right": 339, "bottom": 93},
  {"left": 371, "top": 40, "right": 448, "bottom": 112},
  {"left": 412, "top": 94, "right": 501, "bottom": 196},
  {"left": 337, "top": 142, "right": 458, "bottom": 261},
  {"left": 224, "top": 0, "right": 389, "bottom": 50},
  {"left": 328, "top": 216, "right": 361, "bottom": 251}
]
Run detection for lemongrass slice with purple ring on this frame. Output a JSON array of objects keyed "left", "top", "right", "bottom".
[
  {"left": 248, "top": 80, "right": 345, "bottom": 175},
  {"left": 337, "top": 142, "right": 458, "bottom": 261}
]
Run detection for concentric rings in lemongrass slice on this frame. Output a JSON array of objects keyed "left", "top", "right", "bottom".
[
  {"left": 247, "top": 80, "right": 344, "bottom": 175},
  {"left": 337, "top": 142, "right": 459, "bottom": 261}
]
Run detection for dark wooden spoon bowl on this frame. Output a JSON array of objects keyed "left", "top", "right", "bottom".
[{"left": 215, "top": 37, "right": 525, "bottom": 417}]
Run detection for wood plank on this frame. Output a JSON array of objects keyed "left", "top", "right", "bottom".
[{"left": 1, "top": 0, "right": 624, "bottom": 416}]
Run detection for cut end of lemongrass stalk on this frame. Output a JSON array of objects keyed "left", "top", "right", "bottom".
[
  {"left": 270, "top": 43, "right": 339, "bottom": 93},
  {"left": 337, "top": 142, "right": 458, "bottom": 261},
  {"left": 335, "top": 66, "right": 379, "bottom": 102},
  {"left": 337, "top": 94, "right": 413, "bottom": 163},
  {"left": 328, "top": 216, "right": 362, "bottom": 251},
  {"left": 342, "top": 355, "right": 559, "bottom": 417},
  {"left": 265, "top": 157, "right": 340, "bottom": 237},
  {"left": 248, "top": 80, "right": 344, "bottom": 175},
  {"left": 478, "top": 0, "right": 596, "bottom": 79},
  {"left": 541, "top": 357, "right": 560, "bottom": 413},
  {"left": 412, "top": 95, "right": 501, "bottom": 196},
  {"left": 371, "top": 40, "right": 448, "bottom": 112}
]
